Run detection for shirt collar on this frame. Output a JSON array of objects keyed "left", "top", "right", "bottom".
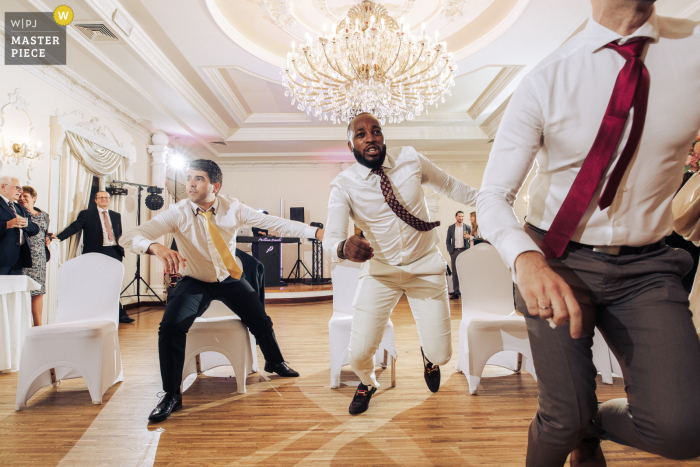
[
  {"left": 355, "top": 152, "right": 395, "bottom": 180},
  {"left": 583, "top": 9, "right": 659, "bottom": 53},
  {"left": 97, "top": 206, "right": 108, "bottom": 214},
  {"left": 0, "top": 194, "right": 9, "bottom": 205},
  {"left": 191, "top": 196, "right": 219, "bottom": 216}
]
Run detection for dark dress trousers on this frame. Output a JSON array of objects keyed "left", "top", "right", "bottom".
[
  {"left": 56, "top": 208, "right": 127, "bottom": 317},
  {"left": 0, "top": 199, "right": 40, "bottom": 275},
  {"left": 445, "top": 223, "right": 470, "bottom": 294}
]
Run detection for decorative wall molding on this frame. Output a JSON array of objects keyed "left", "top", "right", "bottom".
[
  {"left": 218, "top": 160, "right": 348, "bottom": 172},
  {"left": 245, "top": 113, "right": 311, "bottom": 123},
  {"left": 51, "top": 110, "right": 137, "bottom": 162},
  {"left": 479, "top": 95, "right": 511, "bottom": 139},
  {"left": 84, "top": 0, "right": 230, "bottom": 139},
  {"left": 467, "top": 65, "right": 525, "bottom": 120}
]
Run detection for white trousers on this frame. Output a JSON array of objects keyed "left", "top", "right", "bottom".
[{"left": 349, "top": 249, "right": 452, "bottom": 388}]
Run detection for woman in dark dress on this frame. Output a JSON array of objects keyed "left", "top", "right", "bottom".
[{"left": 19, "top": 186, "right": 50, "bottom": 326}]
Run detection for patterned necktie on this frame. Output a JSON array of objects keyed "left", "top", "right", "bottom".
[
  {"left": 102, "top": 210, "right": 115, "bottom": 242},
  {"left": 7, "top": 200, "right": 16, "bottom": 215},
  {"left": 198, "top": 209, "right": 243, "bottom": 280},
  {"left": 371, "top": 167, "right": 440, "bottom": 232},
  {"left": 541, "top": 38, "right": 650, "bottom": 259}
]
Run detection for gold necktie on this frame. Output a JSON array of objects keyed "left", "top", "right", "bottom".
[{"left": 199, "top": 209, "right": 242, "bottom": 280}]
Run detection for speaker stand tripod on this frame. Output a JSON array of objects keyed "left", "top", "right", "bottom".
[
  {"left": 120, "top": 185, "right": 164, "bottom": 306},
  {"left": 286, "top": 241, "right": 312, "bottom": 284}
]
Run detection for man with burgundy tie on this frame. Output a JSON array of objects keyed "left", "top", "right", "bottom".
[
  {"left": 0, "top": 175, "right": 40, "bottom": 275},
  {"left": 478, "top": 1, "right": 700, "bottom": 465},
  {"left": 120, "top": 159, "right": 323, "bottom": 422},
  {"left": 323, "top": 113, "right": 478, "bottom": 415},
  {"left": 54, "top": 191, "right": 134, "bottom": 323}
]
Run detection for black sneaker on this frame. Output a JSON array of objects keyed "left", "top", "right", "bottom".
[
  {"left": 349, "top": 383, "right": 377, "bottom": 415},
  {"left": 422, "top": 347, "right": 441, "bottom": 393}
]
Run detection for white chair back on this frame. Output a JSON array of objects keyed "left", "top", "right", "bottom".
[
  {"left": 55, "top": 253, "right": 125, "bottom": 326},
  {"left": 331, "top": 262, "right": 361, "bottom": 315},
  {"left": 455, "top": 244, "right": 514, "bottom": 316}
]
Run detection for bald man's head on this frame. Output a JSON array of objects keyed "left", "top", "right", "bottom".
[{"left": 347, "top": 113, "right": 386, "bottom": 170}]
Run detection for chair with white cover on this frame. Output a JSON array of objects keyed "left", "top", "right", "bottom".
[
  {"left": 454, "top": 244, "right": 537, "bottom": 394},
  {"left": 180, "top": 257, "right": 258, "bottom": 394},
  {"left": 15, "top": 253, "right": 125, "bottom": 410},
  {"left": 329, "top": 262, "right": 396, "bottom": 389}
]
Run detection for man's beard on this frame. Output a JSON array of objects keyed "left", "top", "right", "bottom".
[{"left": 353, "top": 144, "right": 387, "bottom": 170}]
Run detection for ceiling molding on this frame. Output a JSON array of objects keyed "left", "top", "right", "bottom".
[
  {"left": 20, "top": 0, "right": 220, "bottom": 154},
  {"left": 1, "top": 25, "right": 152, "bottom": 141},
  {"left": 412, "top": 112, "right": 473, "bottom": 122},
  {"left": 204, "top": 0, "right": 286, "bottom": 68},
  {"left": 244, "top": 113, "right": 312, "bottom": 124},
  {"left": 453, "top": 0, "right": 531, "bottom": 62},
  {"left": 227, "top": 125, "right": 488, "bottom": 141},
  {"left": 479, "top": 95, "right": 511, "bottom": 139},
  {"left": 201, "top": 67, "right": 248, "bottom": 123},
  {"left": 84, "top": 0, "right": 230, "bottom": 139},
  {"left": 467, "top": 65, "right": 525, "bottom": 120}
]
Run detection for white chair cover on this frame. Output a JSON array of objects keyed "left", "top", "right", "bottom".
[
  {"left": 329, "top": 262, "right": 396, "bottom": 389},
  {"left": 180, "top": 257, "right": 258, "bottom": 394},
  {"left": 454, "top": 244, "right": 537, "bottom": 394},
  {"left": 0, "top": 276, "right": 40, "bottom": 372},
  {"left": 15, "top": 253, "right": 124, "bottom": 410}
]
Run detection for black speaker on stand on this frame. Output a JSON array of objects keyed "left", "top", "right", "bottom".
[{"left": 286, "top": 207, "right": 311, "bottom": 283}]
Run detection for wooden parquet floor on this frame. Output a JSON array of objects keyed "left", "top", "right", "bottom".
[{"left": 1, "top": 297, "right": 699, "bottom": 466}]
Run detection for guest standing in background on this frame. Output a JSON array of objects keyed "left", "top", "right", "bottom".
[
  {"left": 53, "top": 191, "right": 134, "bottom": 323},
  {"left": 468, "top": 211, "right": 483, "bottom": 246},
  {"left": 18, "top": 186, "right": 50, "bottom": 326},
  {"left": 0, "top": 175, "right": 39, "bottom": 275},
  {"left": 445, "top": 211, "right": 471, "bottom": 299}
]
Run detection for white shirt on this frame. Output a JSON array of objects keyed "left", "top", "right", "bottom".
[
  {"left": 455, "top": 224, "right": 464, "bottom": 249},
  {"left": 97, "top": 207, "right": 116, "bottom": 247},
  {"left": 1, "top": 193, "right": 23, "bottom": 245},
  {"left": 323, "top": 146, "right": 479, "bottom": 266},
  {"left": 119, "top": 195, "right": 318, "bottom": 283},
  {"left": 477, "top": 11, "right": 700, "bottom": 276}
]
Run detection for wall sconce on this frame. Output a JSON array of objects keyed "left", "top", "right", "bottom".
[{"left": 0, "top": 89, "right": 44, "bottom": 172}]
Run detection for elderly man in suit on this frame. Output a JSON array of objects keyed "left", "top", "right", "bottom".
[
  {"left": 53, "top": 191, "right": 134, "bottom": 323},
  {"left": 445, "top": 210, "right": 471, "bottom": 299},
  {"left": 0, "top": 175, "right": 40, "bottom": 275}
]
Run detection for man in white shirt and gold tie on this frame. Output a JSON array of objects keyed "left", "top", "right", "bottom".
[
  {"left": 478, "top": 0, "right": 700, "bottom": 465},
  {"left": 120, "top": 159, "right": 323, "bottom": 423},
  {"left": 323, "top": 113, "right": 478, "bottom": 415}
]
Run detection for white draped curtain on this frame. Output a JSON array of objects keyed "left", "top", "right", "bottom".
[{"left": 58, "top": 131, "right": 128, "bottom": 261}]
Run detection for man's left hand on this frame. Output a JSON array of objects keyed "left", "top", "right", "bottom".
[{"left": 315, "top": 229, "right": 324, "bottom": 240}]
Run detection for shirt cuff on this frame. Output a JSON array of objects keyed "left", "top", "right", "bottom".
[
  {"left": 328, "top": 239, "right": 344, "bottom": 263},
  {"left": 132, "top": 236, "right": 157, "bottom": 255},
  {"left": 498, "top": 230, "right": 543, "bottom": 283},
  {"left": 304, "top": 226, "right": 319, "bottom": 240}
]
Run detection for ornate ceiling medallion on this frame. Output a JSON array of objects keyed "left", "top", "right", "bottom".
[{"left": 282, "top": 0, "right": 457, "bottom": 124}]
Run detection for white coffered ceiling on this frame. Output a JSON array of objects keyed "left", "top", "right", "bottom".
[{"left": 2, "top": 0, "right": 700, "bottom": 162}]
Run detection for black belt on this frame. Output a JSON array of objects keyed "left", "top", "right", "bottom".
[{"left": 525, "top": 223, "right": 664, "bottom": 257}]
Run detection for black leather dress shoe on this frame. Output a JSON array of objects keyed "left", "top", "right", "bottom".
[
  {"left": 148, "top": 393, "right": 182, "bottom": 423},
  {"left": 422, "top": 347, "right": 441, "bottom": 393},
  {"left": 119, "top": 315, "right": 135, "bottom": 323},
  {"left": 570, "top": 438, "right": 607, "bottom": 466},
  {"left": 349, "top": 383, "right": 377, "bottom": 415},
  {"left": 264, "top": 361, "right": 300, "bottom": 377},
  {"left": 449, "top": 293, "right": 460, "bottom": 300}
]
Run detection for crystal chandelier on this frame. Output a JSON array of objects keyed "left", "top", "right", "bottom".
[{"left": 282, "top": 0, "right": 457, "bottom": 124}]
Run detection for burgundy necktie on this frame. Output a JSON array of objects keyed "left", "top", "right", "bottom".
[
  {"left": 541, "top": 38, "right": 650, "bottom": 259},
  {"left": 371, "top": 167, "right": 440, "bottom": 232},
  {"left": 102, "top": 210, "right": 115, "bottom": 242}
]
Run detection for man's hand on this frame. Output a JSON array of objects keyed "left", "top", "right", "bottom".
[
  {"left": 315, "top": 228, "right": 324, "bottom": 241},
  {"left": 50, "top": 233, "right": 58, "bottom": 241},
  {"left": 45, "top": 236, "right": 51, "bottom": 248},
  {"left": 343, "top": 235, "right": 373, "bottom": 262},
  {"left": 148, "top": 243, "right": 187, "bottom": 274},
  {"left": 6, "top": 216, "right": 27, "bottom": 229},
  {"left": 514, "top": 251, "right": 582, "bottom": 339}
]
